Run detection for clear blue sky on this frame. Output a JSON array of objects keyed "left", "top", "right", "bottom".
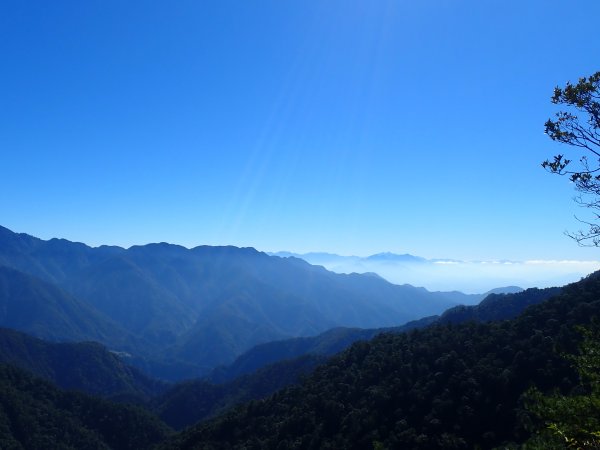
[{"left": 1, "top": 0, "right": 599, "bottom": 260}]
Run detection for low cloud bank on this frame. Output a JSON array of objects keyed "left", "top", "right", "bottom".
[{"left": 278, "top": 253, "right": 600, "bottom": 294}]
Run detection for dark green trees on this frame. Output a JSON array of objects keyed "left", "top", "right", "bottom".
[
  {"left": 163, "top": 273, "right": 600, "bottom": 449},
  {"left": 525, "top": 326, "right": 600, "bottom": 448},
  {"left": 543, "top": 71, "right": 600, "bottom": 245}
]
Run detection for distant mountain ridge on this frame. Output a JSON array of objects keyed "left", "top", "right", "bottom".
[
  {"left": 269, "top": 250, "right": 594, "bottom": 293},
  {"left": 366, "top": 252, "right": 427, "bottom": 263},
  {"left": 270, "top": 250, "right": 469, "bottom": 266},
  {"left": 0, "top": 262, "right": 591, "bottom": 449},
  {"left": 0, "top": 225, "right": 485, "bottom": 380},
  {"left": 0, "top": 271, "right": 566, "bottom": 441},
  {"left": 270, "top": 250, "right": 523, "bottom": 299}
]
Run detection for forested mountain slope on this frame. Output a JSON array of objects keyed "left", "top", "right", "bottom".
[
  {"left": 0, "top": 285, "right": 549, "bottom": 435},
  {"left": 0, "top": 328, "right": 165, "bottom": 400},
  {"left": 0, "top": 363, "right": 171, "bottom": 449},
  {"left": 438, "top": 286, "right": 562, "bottom": 324},
  {"left": 163, "top": 273, "right": 599, "bottom": 449},
  {"left": 153, "top": 286, "right": 561, "bottom": 431},
  {"left": 211, "top": 286, "right": 560, "bottom": 383},
  {"left": 154, "top": 354, "right": 326, "bottom": 430},
  {"left": 0, "top": 265, "right": 137, "bottom": 350}
]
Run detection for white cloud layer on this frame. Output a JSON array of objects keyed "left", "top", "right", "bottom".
[{"left": 281, "top": 253, "right": 600, "bottom": 294}]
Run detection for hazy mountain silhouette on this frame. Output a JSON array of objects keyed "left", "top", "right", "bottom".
[
  {"left": 0, "top": 265, "right": 136, "bottom": 348},
  {"left": 0, "top": 262, "right": 574, "bottom": 447},
  {"left": 0, "top": 225, "right": 511, "bottom": 378},
  {"left": 271, "top": 250, "right": 589, "bottom": 293}
]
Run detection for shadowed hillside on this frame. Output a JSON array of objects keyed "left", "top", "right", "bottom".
[
  {"left": 162, "top": 273, "right": 599, "bottom": 449},
  {"left": 0, "top": 364, "right": 171, "bottom": 449},
  {"left": 0, "top": 328, "right": 165, "bottom": 401},
  {"left": 0, "top": 225, "right": 480, "bottom": 378}
]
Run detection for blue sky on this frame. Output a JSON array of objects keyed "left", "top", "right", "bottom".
[{"left": 1, "top": 0, "right": 600, "bottom": 260}]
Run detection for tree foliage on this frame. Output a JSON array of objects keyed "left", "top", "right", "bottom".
[
  {"left": 543, "top": 71, "right": 600, "bottom": 245},
  {"left": 524, "top": 325, "right": 600, "bottom": 449},
  {"left": 0, "top": 363, "right": 172, "bottom": 449},
  {"left": 154, "top": 354, "right": 325, "bottom": 430}
]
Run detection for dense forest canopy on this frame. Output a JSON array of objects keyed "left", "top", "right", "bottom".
[{"left": 161, "top": 272, "right": 600, "bottom": 449}]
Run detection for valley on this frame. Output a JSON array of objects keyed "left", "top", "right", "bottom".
[
  {"left": 0, "top": 226, "right": 595, "bottom": 448},
  {"left": 0, "top": 225, "right": 499, "bottom": 380},
  {"left": 3, "top": 3, "right": 599, "bottom": 447}
]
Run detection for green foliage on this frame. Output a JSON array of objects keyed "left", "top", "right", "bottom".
[
  {"left": 542, "top": 71, "right": 600, "bottom": 245},
  {"left": 545, "top": 72, "right": 600, "bottom": 151},
  {"left": 524, "top": 326, "right": 600, "bottom": 448}
]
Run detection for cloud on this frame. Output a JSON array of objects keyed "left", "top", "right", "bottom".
[
  {"left": 524, "top": 260, "right": 600, "bottom": 265},
  {"left": 290, "top": 253, "right": 600, "bottom": 294}
]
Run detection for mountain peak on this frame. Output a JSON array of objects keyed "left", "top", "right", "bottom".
[{"left": 366, "top": 252, "right": 426, "bottom": 263}]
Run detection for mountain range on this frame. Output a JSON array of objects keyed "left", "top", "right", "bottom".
[
  {"left": 0, "top": 274, "right": 562, "bottom": 433},
  {"left": 0, "top": 225, "right": 509, "bottom": 380},
  {"left": 0, "top": 222, "right": 594, "bottom": 448}
]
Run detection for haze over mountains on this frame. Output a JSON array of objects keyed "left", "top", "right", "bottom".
[
  {"left": 0, "top": 272, "right": 565, "bottom": 436},
  {"left": 272, "top": 251, "right": 600, "bottom": 293},
  {"left": 0, "top": 225, "right": 511, "bottom": 380},
  {"left": 209, "top": 285, "right": 560, "bottom": 383},
  {"left": 0, "top": 223, "right": 597, "bottom": 447}
]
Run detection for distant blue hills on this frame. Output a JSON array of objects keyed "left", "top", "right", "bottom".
[
  {"left": 0, "top": 225, "right": 519, "bottom": 381},
  {"left": 270, "top": 250, "right": 588, "bottom": 293},
  {"left": 271, "top": 250, "right": 484, "bottom": 266},
  {"left": 270, "top": 250, "right": 523, "bottom": 292},
  {"left": 269, "top": 250, "right": 495, "bottom": 272}
]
